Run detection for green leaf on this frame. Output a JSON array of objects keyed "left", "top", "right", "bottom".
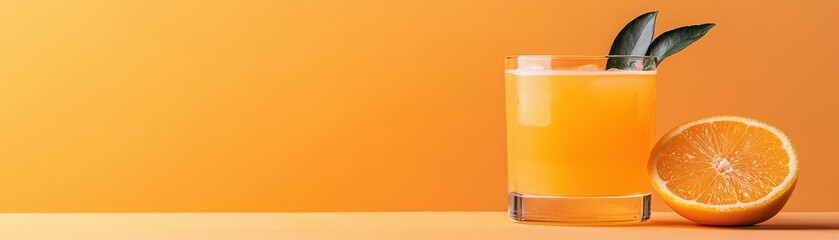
[
  {"left": 606, "top": 11, "right": 657, "bottom": 69},
  {"left": 647, "top": 23, "right": 715, "bottom": 65}
]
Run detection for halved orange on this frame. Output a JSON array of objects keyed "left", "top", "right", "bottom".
[{"left": 649, "top": 116, "right": 798, "bottom": 226}]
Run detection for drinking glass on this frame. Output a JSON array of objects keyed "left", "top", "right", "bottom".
[{"left": 506, "top": 55, "right": 656, "bottom": 223}]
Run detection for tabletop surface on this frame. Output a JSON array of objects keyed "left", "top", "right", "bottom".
[{"left": 0, "top": 212, "right": 835, "bottom": 239}]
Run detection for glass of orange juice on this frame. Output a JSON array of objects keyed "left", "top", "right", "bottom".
[{"left": 506, "top": 55, "right": 656, "bottom": 223}]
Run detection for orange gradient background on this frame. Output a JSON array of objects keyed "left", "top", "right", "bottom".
[{"left": 0, "top": 1, "right": 837, "bottom": 212}]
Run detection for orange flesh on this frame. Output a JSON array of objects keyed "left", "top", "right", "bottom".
[{"left": 656, "top": 121, "right": 791, "bottom": 204}]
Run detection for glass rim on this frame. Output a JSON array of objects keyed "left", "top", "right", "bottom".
[{"left": 505, "top": 55, "right": 657, "bottom": 60}]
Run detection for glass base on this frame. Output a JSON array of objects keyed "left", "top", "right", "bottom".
[{"left": 509, "top": 192, "right": 651, "bottom": 224}]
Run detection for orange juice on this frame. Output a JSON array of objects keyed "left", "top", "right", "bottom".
[{"left": 505, "top": 69, "right": 656, "bottom": 197}]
